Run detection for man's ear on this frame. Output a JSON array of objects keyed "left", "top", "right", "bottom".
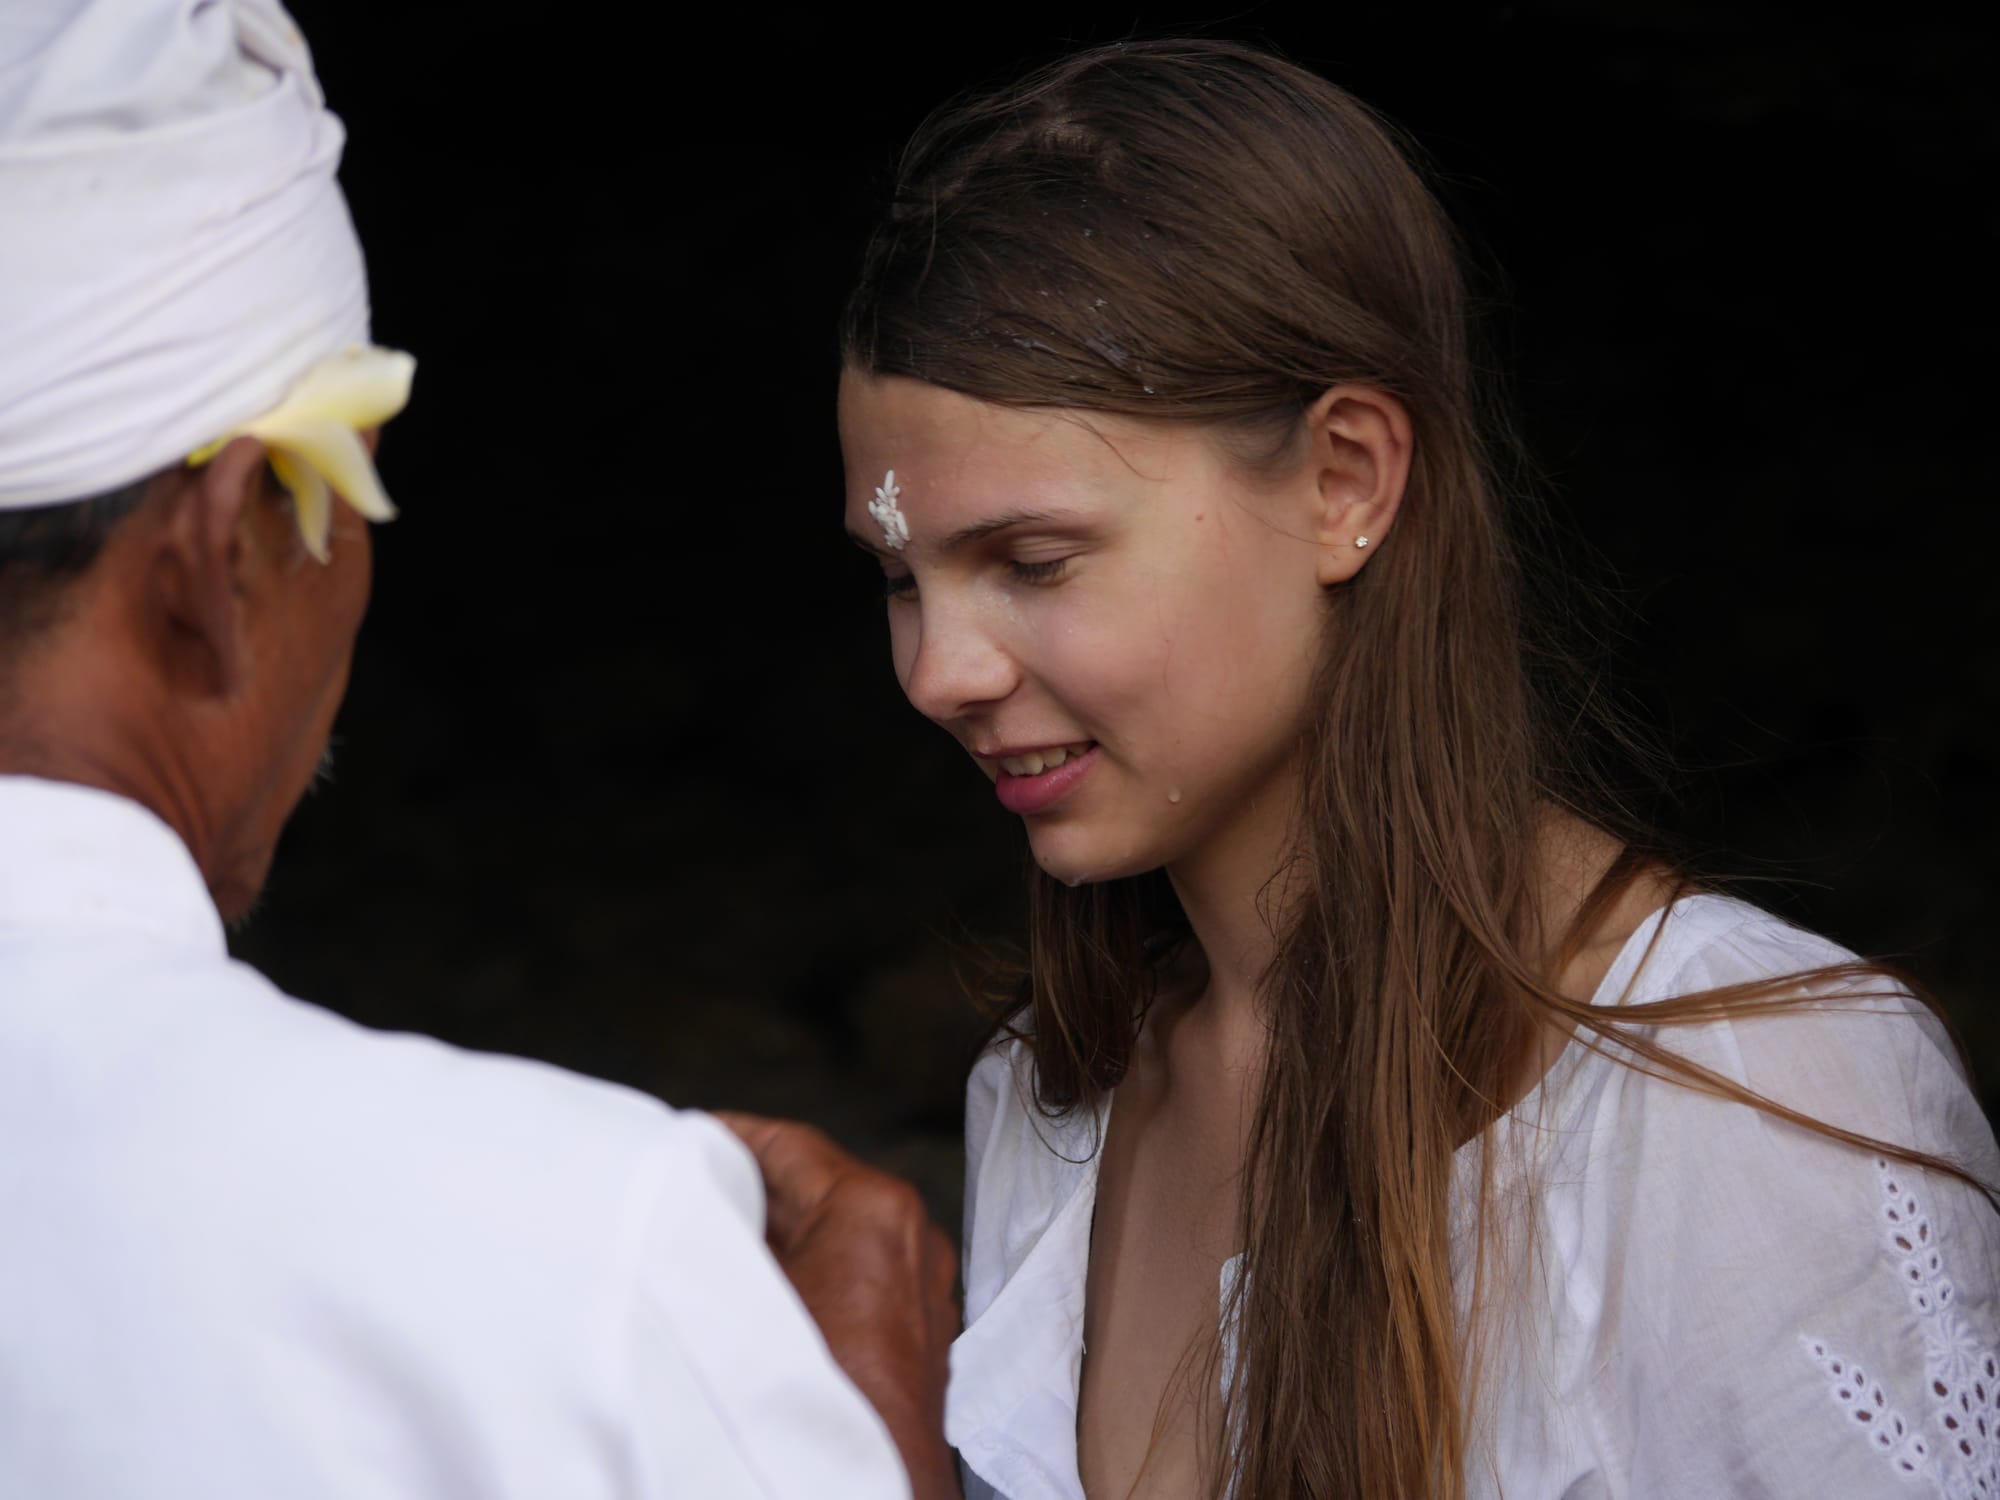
[
  {"left": 1305, "top": 385, "right": 1412, "bottom": 586},
  {"left": 154, "top": 435, "right": 272, "bottom": 697}
]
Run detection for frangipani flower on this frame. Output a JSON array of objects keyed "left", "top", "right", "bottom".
[{"left": 187, "top": 344, "right": 416, "bottom": 563}]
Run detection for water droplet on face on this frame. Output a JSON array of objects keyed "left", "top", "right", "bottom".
[{"left": 1167, "top": 789, "right": 1182, "bottom": 804}]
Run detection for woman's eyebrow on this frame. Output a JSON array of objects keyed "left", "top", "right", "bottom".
[
  {"left": 940, "top": 508, "right": 1087, "bottom": 549},
  {"left": 844, "top": 507, "right": 1086, "bottom": 556}
]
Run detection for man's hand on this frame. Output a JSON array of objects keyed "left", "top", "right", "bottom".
[{"left": 717, "top": 1112, "right": 962, "bottom": 1500}]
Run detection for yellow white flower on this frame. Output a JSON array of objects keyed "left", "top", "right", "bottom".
[{"left": 187, "top": 344, "right": 415, "bottom": 563}]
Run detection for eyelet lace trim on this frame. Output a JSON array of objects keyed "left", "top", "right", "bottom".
[{"left": 1801, "top": 1157, "right": 1999, "bottom": 1498}]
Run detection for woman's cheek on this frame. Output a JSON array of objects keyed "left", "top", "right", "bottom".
[{"left": 1028, "top": 597, "right": 1142, "bottom": 722}]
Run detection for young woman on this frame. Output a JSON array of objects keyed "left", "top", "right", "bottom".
[{"left": 835, "top": 40, "right": 2000, "bottom": 1500}]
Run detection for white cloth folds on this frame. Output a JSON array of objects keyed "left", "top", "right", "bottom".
[
  {"left": 949, "top": 897, "right": 2000, "bottom": 1499},
  {"left": 0, "top": 773, "right": 912, "bottom": 1498},
  {"left": 0, "top": 0, "right": 369, "bottom": 508}
]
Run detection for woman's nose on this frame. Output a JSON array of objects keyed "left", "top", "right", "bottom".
[{"left": 898, "top": 598, "right": 1019, "bottom": 724}]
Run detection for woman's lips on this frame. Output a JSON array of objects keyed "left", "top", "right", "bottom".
[{"left": 993, "top": 743, "right": 1100, "bottom": 815}]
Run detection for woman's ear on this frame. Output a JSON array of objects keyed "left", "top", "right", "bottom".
[{"left": 1305, "top": 385, "right": 1412, "bottom": 586}]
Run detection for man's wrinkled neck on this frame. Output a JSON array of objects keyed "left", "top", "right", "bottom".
[{"left": 0, "top": 619, "right": 245, "bottom": 921}]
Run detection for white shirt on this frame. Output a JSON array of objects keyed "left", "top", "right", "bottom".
[
  {"left": 947, "top": 895, "right": 2000, "bottom": 1499},
  {"left": 0, "top": 775, "right": 909, "bottom": 1500}
]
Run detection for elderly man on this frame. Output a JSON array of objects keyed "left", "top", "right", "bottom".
[{"left": 0, "top": 3, "right": 955, "bottom": 1496}]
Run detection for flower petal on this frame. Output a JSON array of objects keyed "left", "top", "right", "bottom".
[
  {"left": 180, "top": 345, "right": 414, "bottom": 560},
  {"left": 269, "top": 448, "right": 333, "bottom": 562},
  {"left": 263, "top": 345, "right": 416, "bottom": 429},
  {"left": 254, "top": 420, "right": 397, "bottom": 523}
]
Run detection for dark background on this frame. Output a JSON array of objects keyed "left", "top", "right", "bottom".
[{"left": 250, "top": 2, "right": 1998, "bottom": 1230}]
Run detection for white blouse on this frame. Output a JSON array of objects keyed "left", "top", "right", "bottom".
[{"left": 946, "top": 895, "right": 2000, "bottom": 1499}]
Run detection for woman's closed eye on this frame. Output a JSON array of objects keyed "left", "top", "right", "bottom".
[
  {"left": 880, "top": 555, "right": 1070, "bottom": 601},
  {"left": 1008, "top": 557, "right": 1069, "bottom": 586}
]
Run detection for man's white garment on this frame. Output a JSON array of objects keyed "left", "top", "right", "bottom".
[
  {"left": 948, "top": 895, "right": 2000, "bottom": 1499},
  {"left": 0, "top": 776, "right": 909, "bottom": 1498}
]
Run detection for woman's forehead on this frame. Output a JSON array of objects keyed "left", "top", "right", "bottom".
[{"left": 838, "top": 372, "right": 1216, "bottom": 509}]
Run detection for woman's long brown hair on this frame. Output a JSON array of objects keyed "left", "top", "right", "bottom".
[{"left": 842, "top": 39, "right": 1992, "bottom": 1499}]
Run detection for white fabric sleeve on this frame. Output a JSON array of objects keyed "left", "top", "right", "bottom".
[
  {"left": 620, "top": 1112, "right": 911, "bottom": 1500},
  {"left": 1578, "top": 971, "right": 2000, "bottom": 1498},
  {"left": 962, "top": 1042, "right": 1013, "bottom": 1290},
  {"left": 957, "top": 1045, "right": 1012, "bottom": 1500}
]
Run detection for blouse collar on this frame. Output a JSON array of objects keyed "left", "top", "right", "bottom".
[{"left": 947, "top": 1069, "right": 1107, "bottom": 1500}]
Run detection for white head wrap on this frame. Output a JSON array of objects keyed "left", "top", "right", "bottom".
[{"left": 0, "top": 0, "right": 370, "bottom": 509}]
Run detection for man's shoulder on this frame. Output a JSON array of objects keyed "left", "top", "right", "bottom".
[
  {"left": 2, "top": 928, "right": 756, "bottom": 1282},
  {"left": 0, "top": 895, "right": 840, "bottom": 1497}
]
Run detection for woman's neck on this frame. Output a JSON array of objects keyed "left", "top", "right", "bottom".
[
  {"left": 1159, "top": 801, "right": 1679, "bottom": 1105},
  {"left": 1160, "top": 782, "right": 1301, "bottom": 1057}
]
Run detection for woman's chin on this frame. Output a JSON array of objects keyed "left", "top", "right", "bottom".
[{"left": 1027, "top": 832, "right": 1158, "bottom": 889}]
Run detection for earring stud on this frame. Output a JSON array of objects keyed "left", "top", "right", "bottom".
[{"left": 1354, "top": 536, "right": 1370, "bottom": 549}]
